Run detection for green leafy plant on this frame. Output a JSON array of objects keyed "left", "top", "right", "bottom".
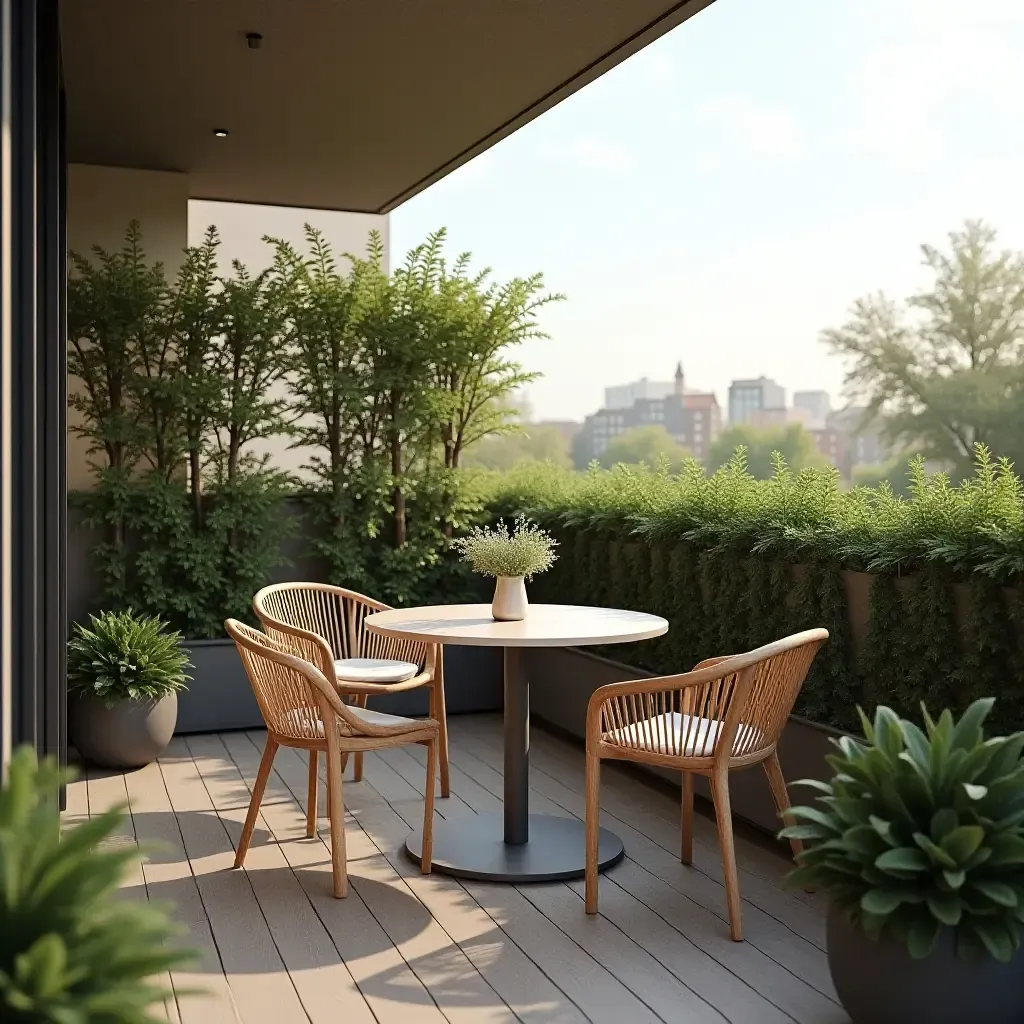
[
  {"left": 68, "top": 610, "right": 191, "bottom": 707},
  {"left": 454, "top": 515, "right": 558, "bottom": 579},
  {"left": 781, "top": 699, "right": 1024, "bottom": 962},
  {"left": 0, "top": 747, "right": 191, "bottom": 1022}
]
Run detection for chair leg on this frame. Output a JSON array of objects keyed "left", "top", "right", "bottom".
[
  {"left": 764, "top": 750, "right": 803, "bottom": 861},
  {"left": 325, "top": 738, "right": 348, "bottom": 898},
  {"left": 306, "top": 750, "right": 319, "bottom": 838},
  {"left": 680, "top": 771, "right": 694, "bottom": 865},
  {"left": 421, "top": 737, "right": 437, "bottom": 872},
  {"left": 352, "top": 695, "right": 367, "bottom": 783},
  {"left": 585, "top": 752, "right": 601, "bottom": 914},
  {"left": 432, "top": 672, "right": 450, "bottom": 799},
  {"left": 235, "top": 735, "right": 278, "bottom": 869},
  {"left": 710, "top": 767, "right": 743, "bottom": 941}
]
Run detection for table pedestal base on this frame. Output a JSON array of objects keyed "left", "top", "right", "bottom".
[{"left": 404, "top": 812, "right": 625, "bottom": 882}]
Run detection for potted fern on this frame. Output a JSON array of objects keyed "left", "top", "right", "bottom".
[
  {"left": 0, "top": 748, "right": 191, "bottom": 1021},
  {"left": 454, "top": 515, "right": 558, "bottom": 621},
  {"left": 68, "top": 610, "right": 192, "bottom": 768},
  {"left": 781, "top": 698, "right": 1024, "bottom": 1024}
]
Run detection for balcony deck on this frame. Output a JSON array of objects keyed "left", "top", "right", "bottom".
[{"left": 64, "top": 715, "right": 849, "bottom": 1024}]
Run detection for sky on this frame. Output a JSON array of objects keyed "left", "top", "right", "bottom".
[{"left": 390, "top": 0, "right": 1024, "bottom": 423}]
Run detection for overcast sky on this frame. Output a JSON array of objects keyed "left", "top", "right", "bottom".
[{"left": 391, "top": 0, "right": 1024, "bottom": 422}]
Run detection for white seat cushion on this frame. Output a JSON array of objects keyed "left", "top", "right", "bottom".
[
  {"left": 333, "top": 657, "right": 419, "bottom": 684},
  {"left": 283, "top": 703, "right": 419, "bottom": 737},
  {"left": 604, "top": 711, "right": 762, "bottom": 757}
]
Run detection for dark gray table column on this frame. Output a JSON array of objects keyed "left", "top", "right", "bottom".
[{"left": 404, "top": 643, "right": 624, "bottom": 882}]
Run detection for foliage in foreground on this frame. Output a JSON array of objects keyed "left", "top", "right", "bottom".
[
  {"left": 782, "top": 700, "right": 1024, "bottom": 962},
  {"left": 480, "top": 445, "right": 1024, "bottom": 580},
  {"left": 0, "top": 748, "right": 191, "bottom": 1022},
  {"left": 454, "top": 515, "right": 558, "bottom": 580},
  {"left": 68, "top": 609, "right": 192, "bottom": 707}
]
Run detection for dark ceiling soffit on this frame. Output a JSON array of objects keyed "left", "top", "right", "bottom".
[{"left": 375, "top": 0, "right": 715, "bottom": 214}]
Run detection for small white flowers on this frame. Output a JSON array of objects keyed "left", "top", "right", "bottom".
[{"left": 454, "top": 515, "right": 558, "bottom": 580}]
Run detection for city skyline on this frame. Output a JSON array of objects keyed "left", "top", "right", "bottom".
[{"left": 391, "top": 0, "right": 1024, "bottom": 422}]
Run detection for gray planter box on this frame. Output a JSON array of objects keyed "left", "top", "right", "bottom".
[
  {"left": 175, "top": 638, "right": 503, "bottom": 735},
  {"left": 526, "top": 645, "right": 842, "bottom": 836}
]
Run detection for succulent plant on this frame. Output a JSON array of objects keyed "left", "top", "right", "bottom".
[
  {"left": 0, "top": 747, "right": 192, "bottom": 1022},
  {"left": 454, "top": 515, "right": 558, "bottom": 580},
  {"left": 782, "top": 698, "right": 1024, "bottom": 962},
  {"left": 68, "top": 610, "right": 192, "bottom": 708}
]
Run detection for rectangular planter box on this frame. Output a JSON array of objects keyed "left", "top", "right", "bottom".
[
  {"left": 175, "top": 638, "right": 503, "bottom": 735},
  {"left": 526, "top": 645, "right": 843, "bottom": 836}
]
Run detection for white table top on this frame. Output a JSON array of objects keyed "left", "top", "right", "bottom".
[{"left": 364, "top": 603, "right": 668, "bottom": 648}]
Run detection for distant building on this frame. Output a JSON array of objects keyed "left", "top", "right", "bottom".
[
  {"left": 793, "top": 390, "right": 831, "bottom": 430},
  {"left": 749, "top": 407, "right": 792, "bottom": 429},
  {"left": 827, "top": 406, "right": 887, "bottom": 475},
  {"left": 579, "top": 362, "right": 721, "bottom": 464},
  {"left": 810, "top": 426, "right": 845, "bottom": 467},
  {"left": 604, "top": 376, "right": 675, "bottom": 410},
  {"left": 728, "top": 376, "right": 786, "bottom": 424}
]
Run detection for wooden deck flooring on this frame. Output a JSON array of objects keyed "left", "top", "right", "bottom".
[{"left": 64, "top": 714, "right": 849, "bottom": 1024}]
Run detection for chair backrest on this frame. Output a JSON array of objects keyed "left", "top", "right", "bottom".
[
  {"left": 225, "top": 618, "right": 383, "bottom": 741},
  {"left": 593, "top": 628, "right": 829, "bottom": 764},
  {"left": 253, "top": 582, "right": 430, "bottom": 676}
]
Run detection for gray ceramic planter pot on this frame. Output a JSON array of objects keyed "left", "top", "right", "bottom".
[
  {"left": 70, "top": 691, "right": 178, "bottom": 769},
  {"left": 827, "top": 905, "right": 1024, "bottom": 1024}
]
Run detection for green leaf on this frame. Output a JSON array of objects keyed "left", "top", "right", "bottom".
[
  {"left": 875, "top": 847, "right": 929, "bottom": 874},
  {"left": 970, "top": 880, "right": 1018, "bottom": 908},
  {"left": 940, "top": 825, "right": 985, "bottom": 864},
  {"left": 907, "top": 917, "right": 942, "bottom": 959},
  {"left": 926, "top": 890, "right": 962, "bottom": 926},
  {"left": 861, "top": 888, "right": 909, "bottom": 915}
]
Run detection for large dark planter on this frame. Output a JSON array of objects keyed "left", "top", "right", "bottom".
[
  {"left": 526, "top": 645, "right": 842, "bottom": 834},
  {"left": 827, "top": 905, "right": 1024, "bottom": 1024},
  {"left": 70, "top": 691, "right": 177, "bottom": 768},
  {"left": 174, "top": 637, "right": 503, "bottom": 735}
]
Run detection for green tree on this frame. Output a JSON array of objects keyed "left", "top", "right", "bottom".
[
  {"left": 708, "top": 422, "right": 825, "bottom": 479},
  {"left": 601, "top": 425, "right": 691, "bottom": 472},
  {"left": 463, "top": 423, "right": 573, "bottom": 470},
  {"left": 822, "top": 220, "right": 1024, "bottom": 477}
]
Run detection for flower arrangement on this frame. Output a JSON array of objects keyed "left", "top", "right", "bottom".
[
  {"left": 68, "top": 609, "right": 192, "bottom": 708},
  {"left": 782, "top": 698, "right": 1024, "bottom": 962},
  {"left": 454, "top": 515, "right": 558, "bottom": 580}
]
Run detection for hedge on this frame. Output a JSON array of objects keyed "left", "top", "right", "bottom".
[{"left": 482, "top": 450, "right": 1024, "bottom": 733}]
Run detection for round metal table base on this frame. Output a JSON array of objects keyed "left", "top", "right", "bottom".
[{"left": 404, "top": 812, "right": 625, "bottom": 882}]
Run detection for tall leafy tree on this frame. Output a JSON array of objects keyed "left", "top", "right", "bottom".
[
  {"left": 823, "top": 220, "right": 1024, "bottom": 476},
  {"left": 708, "top": 422, "right": 825, "bottom": 479},
  {"left": 601, "top": 425, "right": 691, "bottom": 473}
]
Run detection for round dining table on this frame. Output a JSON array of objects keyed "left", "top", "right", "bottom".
[{"left": 364, "top": 602, "right": 668, "bottom": 883}]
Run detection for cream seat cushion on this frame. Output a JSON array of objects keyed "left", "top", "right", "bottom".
[
  {"left": 284, "top": 703, "right": 419, "bottom": 737},
  {"left": 604, "top": 711, "right": 762, "bottom": 757},
  {"left": 333, "top": 657, "right": 419, "bottom": 684}
]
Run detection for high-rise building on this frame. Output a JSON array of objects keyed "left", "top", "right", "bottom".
[
  {"left": 578, "top": 362, "right": 721, "bottom": 464},
  {"left": 728, "top": 376, "right": 786, "bottom": 424},
  {"left": 827, "top": 406, "right": 888, "bottom": 475},
  {"left": 604, "top": 376, "right": 675, "bottom": 410},
  {"left": 793, "top": 390, "right": 831, "bottom": 430}
]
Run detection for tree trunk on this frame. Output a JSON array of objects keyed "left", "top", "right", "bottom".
[
  {"left": 189, "top": 442, "right": 203, "bottom": 530},
  {"left": 390, "top": 410, "right": 406, "bottom": 548}
]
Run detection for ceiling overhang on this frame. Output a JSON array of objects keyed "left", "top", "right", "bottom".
[{"left": 62, "top": 0, "right": 713, "bottom": 213}]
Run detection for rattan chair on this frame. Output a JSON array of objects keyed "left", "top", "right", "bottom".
[
  {"left": 225, "top": 618, "right": 438, "bottom": 898},
  {"left": 584, "top": 628, "right": 829, "bottom": 939},
  {"left": 253, "top": 582, "right": 450, "bottom": 827}
]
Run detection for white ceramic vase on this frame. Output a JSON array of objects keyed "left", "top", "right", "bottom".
[{"left": 491, "top": 576, "right": 528, "bottom": 621}]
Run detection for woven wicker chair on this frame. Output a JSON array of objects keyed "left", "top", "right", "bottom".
[
  {"left": 253, "top": 582, "right": 450, "bottom": 827},
  {"left": 584, "top": 628, "right": 829, "bottom": 939},
  {"left": 225, "top": 618, "right": 438, "bottom": 898}
]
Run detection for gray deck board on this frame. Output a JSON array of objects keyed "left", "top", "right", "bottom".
[{"left": 64, "top": 713, "right": 848, "bottom": 1023}]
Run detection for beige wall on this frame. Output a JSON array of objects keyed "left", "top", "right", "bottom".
[
  {"left": 68, "top": 164, "right": 189, "bottom": 272},
  {"left": 188, "top": 200, "right": 388, "bottom": 273},
  {"left": 67, "top": 164, "right": 190, "bottom": 490},
  {"left": 188, "top": 200, "right": 390, "bottom": 479}
]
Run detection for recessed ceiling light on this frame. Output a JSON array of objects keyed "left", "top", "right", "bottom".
[{"left": 213, "top": 128, "right": 229, "bottom": 138}]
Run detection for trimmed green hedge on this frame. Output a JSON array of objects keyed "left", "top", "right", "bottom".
[{"left": 482, "top": 451, "right": 1024, "bottom": 733}]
